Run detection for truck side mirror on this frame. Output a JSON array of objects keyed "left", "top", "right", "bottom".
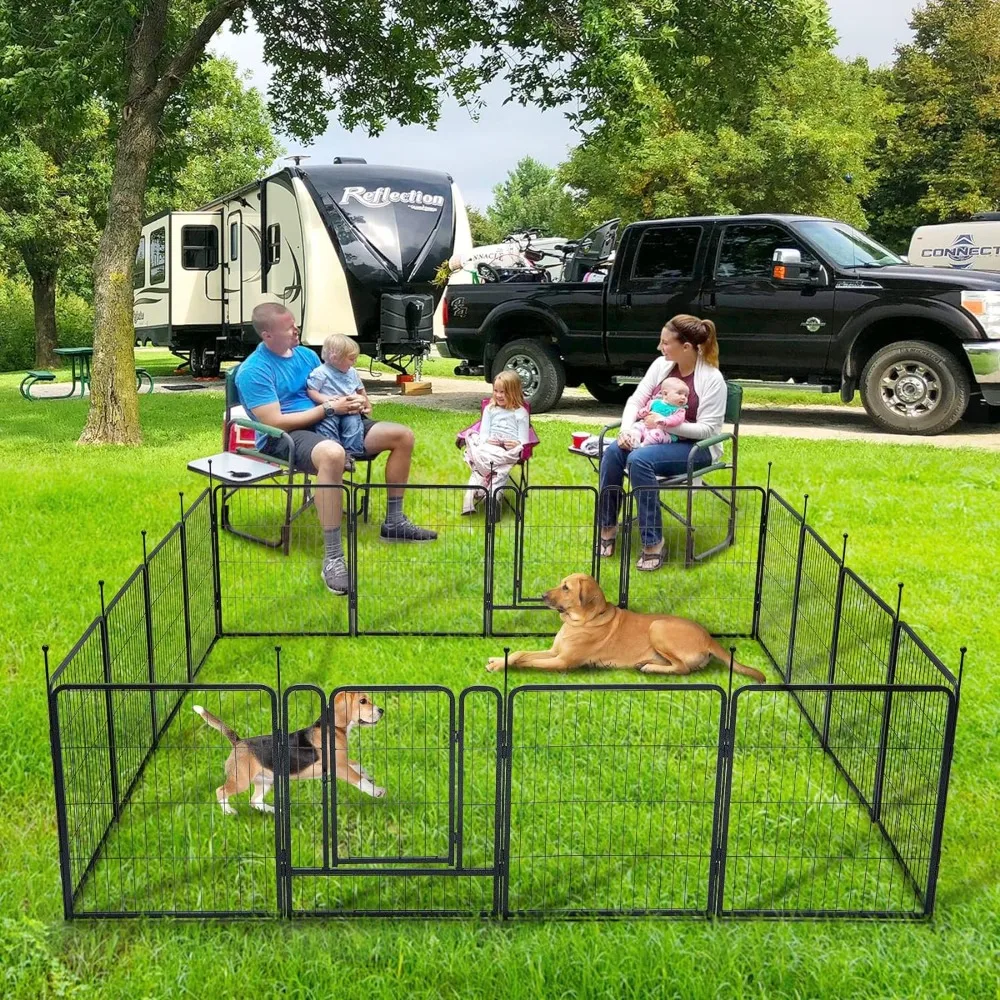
[{"left": 772, "top": 248, "right": 803, "bottom": 281}]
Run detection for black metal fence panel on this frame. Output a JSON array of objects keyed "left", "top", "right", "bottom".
[
  {"left": 45, "top": 483, "right": 962, "bottom": 921},
  {"left": 214, "top": 484, "right": 352, "bottom": 636},
  {"left": 757, "top": 492, "right": 801, "bottom": 676},
  {"left": 720, "top": 683, "right": 955, "bottom": 918},
  {"left": 282, "top": 684, "right": 501, "bottom": 917},
  {"left": 504, "top": 684, "right": 726, "bottom": 917},
  {"left": 182, "top": 490, "right": 216, "bottom": 674},
  {"left": 625, "top": 486, "right": 763, "bottom": 635},
  {"left": 52, "top": 683, "right": 280, "bottom": 917},
  {"left": 353, "top": 486, "right": 490, "bottom": 636}
]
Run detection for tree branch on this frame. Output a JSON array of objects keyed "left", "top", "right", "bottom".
[{"left": 147, "top": 0, "right": 246, "bottom": 111}]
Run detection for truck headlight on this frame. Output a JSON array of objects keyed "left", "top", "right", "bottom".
[{"left": 962, "top": 291, "right": 1000, "bottom": 338}]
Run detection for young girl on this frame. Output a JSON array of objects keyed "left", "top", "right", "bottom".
[{"left": 462, "top": 370, "right": 530, "bottom": 515}]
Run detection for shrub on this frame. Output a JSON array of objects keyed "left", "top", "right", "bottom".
[{"left": 0, "top": 275, "right": 94, "bottom": 372}]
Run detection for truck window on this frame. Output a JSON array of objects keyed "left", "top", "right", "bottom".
[
  {"left": 630, "top": 226, "right": 702, "bottom": 282},
  {"left": 181, "top": 225, "right": 219, "bottom": 270},
  {"left": 716, "top": 224, "right": 817, "bottom": 280},
  {"left": 149, "top": 227, "right": 166, "bottom": 285},
  {"left": 133, "top": 237, "right": 145, "bottom": 289}
]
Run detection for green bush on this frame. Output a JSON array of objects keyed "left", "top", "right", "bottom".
[{"left": 0, "top": 275, "right": 94, "bottom": 372}]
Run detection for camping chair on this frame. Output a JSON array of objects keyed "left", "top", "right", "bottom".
[
  {"left": 186, "top": 366, "right": 374, "bottom": 554},
  {"left": 455, "top": 399, "right": 540, "bottom": 514},
  {"left": 570, "top": 382, "right": 743, "bottom": 566}
]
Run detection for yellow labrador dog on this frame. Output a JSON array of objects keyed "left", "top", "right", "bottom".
[{"left": 487, "top": 573, "right": 766, "bottom": 683}]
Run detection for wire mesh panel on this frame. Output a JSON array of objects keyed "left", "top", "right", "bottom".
[
  {"left": 49, "top": 620, "right": 114, "bottom": 912},
  {"left": 147, "top": 527, "right": 189, "bottom": 733},
  {"left": 354, "top": 486, "right": 489, "bottom": 635},
  {"left": 282, "top": 685, "right": 331, "bottom": 875},
  {"left": 490, "top": 486, "right": 598, "bottom": 636},
  {"left": 516, "top": 486, "right": 598, "bottom": 602},
  {"left": 504, "top": 684, "right": 726, "bottom": 916},
  {"left": 105, "top": 571, "right": 155, "bottom": 800},
  {"left": 216, "top": 484, "right": 351, "bottom": 635},
  {"left": 721, "top": 683, "right": 953, "bottom": 917},
  {"left": 286, "top": 686, "right": 501, "bottom": 917},
  {"left": 786, "top": 528, "right": 842, "bottom": 731},
  {"left": 331, "top": 686, "right": 455, "bottom": 863},
  {"left": 756, "top": 492, "right": 801, "bottom": 677},
  {"left": 457, "top": 687, "right": 503, "bottom": 879},
  {"left": 183, "top": 490, "right": 216, "bottom": 671},
  {"left": 624, "top": 486, "right": 763, "bottom": 636},
  {"left": 826, "top": 572, "right": 895, "bottom": 809},
  {"left": 54, "top": 683, "right": 280, "bottom": 917},
  {"left": 877, "top": 630, "right": 958, "bottom": 912}
]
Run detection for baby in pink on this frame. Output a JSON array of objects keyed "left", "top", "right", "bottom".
[{"left": 623, "top": 376, "right": 690, "bottom": 448}]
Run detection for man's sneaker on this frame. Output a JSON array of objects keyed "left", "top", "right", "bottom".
[
  {"left": 379, "top": 516, "right": 438, "bottom": 542},
  {"left": 322, "top": 557, "right": 349, "bottom": 595}
]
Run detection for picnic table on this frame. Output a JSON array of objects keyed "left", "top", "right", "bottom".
[{"left": 20, "top": 347, "right": 154, "bottom": 400}]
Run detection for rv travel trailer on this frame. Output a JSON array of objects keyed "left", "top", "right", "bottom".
[
  {"left": 907, "top": 214, "right": 1000, "bottom": 274},
  {"left": 132, "top": 159, "right": 473, "bottom": 376}
]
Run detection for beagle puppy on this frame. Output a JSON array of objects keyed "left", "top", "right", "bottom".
[
  {"left": 193, "top": 690, "right": 385, "bottom": 815},
  {"left": 487, "top": 572, "right": 766, "bottom": 683}
]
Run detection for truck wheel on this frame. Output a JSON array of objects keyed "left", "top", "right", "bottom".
[
  {"left": 492, "top": 339, "right": 565, "bottom": 412},
  {"left": 860, "top": 340, "right": 970, "bottom": 435},
  {"left": 584, "top": 379, "right": 633, "bottom": 405},
  {"left": 191, "top": 345, "right": 221, "bottom": 379}
]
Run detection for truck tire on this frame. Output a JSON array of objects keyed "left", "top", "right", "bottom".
[
  {"left": 859, "top": 340, "right": 970, "bottom": 435},
  {"left": 492, "top": 339, "right": 565, "bottom": 412},
  {"left": 584, "top": 379, "right": 633, "bottom": 405}
]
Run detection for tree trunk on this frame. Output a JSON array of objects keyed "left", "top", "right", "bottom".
[
  {"left": 78, "top": 107, "right": 162, "bottom": 445},
  {"left": 31, "top": 271, "right": 59, "bottom": 368}
]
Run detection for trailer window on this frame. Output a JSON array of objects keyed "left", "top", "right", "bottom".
[
  {"left": 150, "top": 227, "right": 166, "bottom": 285},
  {"left": 230, "top": 221, "right": 239, "bottom": 262},
  {"left": 133, "top": 237, "right": 146, "bottom": 289},
  {"left": 630, "top": 226, "right": 702, "bottom": 282},
  {"left": 181, "top": 225, "right": 219, "bottom": 270},
  {"left": 266, "top": 223, "right": 281, "bottom": 265}
]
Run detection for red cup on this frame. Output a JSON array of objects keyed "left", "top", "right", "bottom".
[{"left": 571, "top": 431, "right": 589, "bottom": 448}]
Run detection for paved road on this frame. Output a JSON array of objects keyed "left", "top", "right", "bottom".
[
  {"left": 33, "top": 370, "right": 1000, "bottom": 450},
  {"left": 364, "top": 375, "right": 1000, "bottom": 452}
]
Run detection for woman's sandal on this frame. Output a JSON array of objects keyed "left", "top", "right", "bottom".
[
  {"left": 599, "top": 535, "right": 616, "bottom": 558},
  {"left": 636, "top": 547, "right": 666, "bottom": 572}
]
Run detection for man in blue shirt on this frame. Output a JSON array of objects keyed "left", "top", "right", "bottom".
[{"left": 236, "top": 302, "right": 436, "bottom": 596}]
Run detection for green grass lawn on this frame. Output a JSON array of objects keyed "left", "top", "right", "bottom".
[{"left": 1, "top": 373, "right": 998, "bottom": 999}]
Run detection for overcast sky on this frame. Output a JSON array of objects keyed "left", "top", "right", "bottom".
[{"left": 209, "top": 0, "right": 919, "bottom": 209}]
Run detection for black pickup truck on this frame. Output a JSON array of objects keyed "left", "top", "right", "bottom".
[{"left": 442, "top": 214, "right": 1000, "bottom": 434}]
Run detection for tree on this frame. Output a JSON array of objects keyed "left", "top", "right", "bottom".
[
  {"left": 0, "top": 57, "right": 280, "bottom": 370},
  {"left": 147, "top": 57, "right": 284, "bottom": 214},
  {"left": 485, "top": 157, "right": 577, "bottom": 238},
  {"left": 0, "top": 0, "right": 833, "bottom": 443},
  {"left": 0, "top": 110, "right": 106, "bottom": 367},
  {"left": 466, "top": 207, "right": 502, "bottom": 246},
  {"left": 560, "top": 49, "right": 893, "bottom": 230},
  {"left": 864, "top": 0, "right": 1000, "bottom": 250}
]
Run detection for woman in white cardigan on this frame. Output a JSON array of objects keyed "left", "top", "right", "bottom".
[{"left": 598, "top": 314, "right": 727, "bottom": 571}]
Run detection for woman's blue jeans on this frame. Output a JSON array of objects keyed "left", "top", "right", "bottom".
[{"left": 598, "top": 440, "right": 711, "bottom": 547}]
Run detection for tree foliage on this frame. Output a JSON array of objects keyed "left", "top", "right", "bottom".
[
  {"left": 484, "top": 157, "right": 577, "bottom": 238},
  {"left": 864, "top": 0, "right": 1000, "bottom": 249},
  {"left": 0, "top": 0, "right": 859, "bottom": 442},
  {"left": 560, "top": 48, "right": 893, "bottom": 230},
  {"left": 147, "top": 57, "right": 284, "bottom": 214}
]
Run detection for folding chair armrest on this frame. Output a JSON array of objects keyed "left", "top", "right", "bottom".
[
  {"left": 230, "top": 417, "right": 297, "bottom": 470},
  {"left": 232, "top": 416, "right": 284, "bottom": 439},
  {"left": 597, "top": 421, "right": 622, "bottom": 461},
  {"left": 686, "top": 431, "right": 734, "bottom": 477}
]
